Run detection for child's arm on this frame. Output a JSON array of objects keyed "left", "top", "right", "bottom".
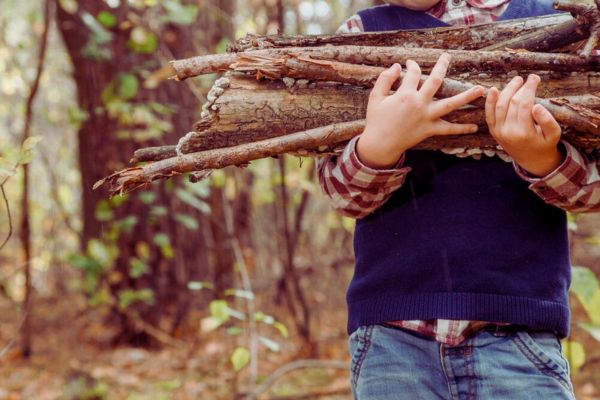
[
  {"left": 485, "top": 75, "right": 600, "bottom": 213},
  {"left": 316, "top": 56, "right": 484, "bottom": 218}
]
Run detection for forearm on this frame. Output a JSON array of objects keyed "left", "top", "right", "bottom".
[
  {"left": 316, "top": 136, "right": 410, "bottom": 218},
  {"left": 514, "top": 141, "right": 600, "bottom": 213}
]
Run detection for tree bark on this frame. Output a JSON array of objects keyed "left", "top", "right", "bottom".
[{"left": 56, "top": 0, "right": 233, "bottom": 345}]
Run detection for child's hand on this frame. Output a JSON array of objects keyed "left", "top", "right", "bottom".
[
  {"left": 485, "top": 74, "right": 564, "bottom": 177},
  {"left": 356, "top": 53, "right": 485, "bottom": 169}
]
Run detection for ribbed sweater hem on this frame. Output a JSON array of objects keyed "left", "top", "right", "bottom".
[{"left": 347, "top": 292, "right": 570, "bottom": 338}]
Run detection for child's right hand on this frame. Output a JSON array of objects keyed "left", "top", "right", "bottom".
[{"left": 356, "top": 54, "right": 485, "bottom": 169}]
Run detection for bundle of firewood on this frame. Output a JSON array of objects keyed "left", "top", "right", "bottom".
[{"left": 96, "top": 1, "right": 600, "bottom": 194}]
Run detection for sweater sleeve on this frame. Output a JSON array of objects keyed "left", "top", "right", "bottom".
[{"left": 513, "top": 141, "right": 600, "bottom": 213}]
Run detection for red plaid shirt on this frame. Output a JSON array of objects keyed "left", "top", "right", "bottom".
[{"left": 322, "top": 3, "right": 600, "bottom": 346}]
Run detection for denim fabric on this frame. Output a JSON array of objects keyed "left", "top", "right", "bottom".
[{"left": 348, "top": 324, "right": 575, "bottom": 399}]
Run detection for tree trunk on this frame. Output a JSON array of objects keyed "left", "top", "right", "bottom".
[{"left": 56, "top": 0, "right": 233, "bottom": 345}]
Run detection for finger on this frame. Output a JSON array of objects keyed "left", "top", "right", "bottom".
[
  {"left": 430, "top": 119, "right": 479, "bottom": 136},
  {"left": 532, "top": 104, "right": 561, "bottom": 142},
  {"left": 370, "top": 63, "right": 401, "bottom": 101},
  {"left": 516, "top": 74, "right": 541, "bottom": 127},
  {"left": 485, "top": 87, "right": 499, "bottom": 130},
  {"left": 495, "top": 76, "right": 524, "bottom": 125},
  {"left": 419, "top": 53, "right": 450, "bottom": 99},
  {"left": 399, "top": 59, "right": 421, "bottom": 92},
  {"left": 430, "top": 85, "right": 485, "bottom": 118}
]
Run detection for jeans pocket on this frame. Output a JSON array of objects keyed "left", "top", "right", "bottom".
[
  {"left": 348, "top": 325, "right": 374, "bottom": 388},
  {"left": 513, "top": 331, "right": 573, "bottom": 393}
]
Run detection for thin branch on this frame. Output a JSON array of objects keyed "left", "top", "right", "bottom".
[
  {"left": 94, "top": 120, "right": 366, "bottom": 194},
  {"left": 0, "top": 184, "right": 12, "bottom": 251},
  {"left": 222, "top": 182, "right": 259, "bottom": 387},
  {"left": 18, "top": 0, "right": 52, "bottom": 359},
  {"left": 247, "top": 359, "right": 347, "bottom": 400},
  {"left": 229, "top": 13, "right": 572, "bottom": 51}
]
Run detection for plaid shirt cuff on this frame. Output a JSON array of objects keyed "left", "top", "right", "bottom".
[
  {"left": 513, "top": 141, "right": 600, "bottom": 212},
  {"left": 316, "top": 135, "right": 411, "bottom": 218},
  {"left": 349, "top": 136, "right": 409, "bottom": 180}
]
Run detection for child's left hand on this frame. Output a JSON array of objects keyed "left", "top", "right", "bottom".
[{"left": 485, "top": 74, "right": 564, "bottom": 177}]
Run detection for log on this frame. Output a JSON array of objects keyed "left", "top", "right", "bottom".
[
  {"left": 132, "top": 67, "right": 600, "bottom": 163},
  {"left": 228, "top": 14, "right": 574, "bottom": 51},
  {"left": 170, "top": 45, "right": 600, "bottom": 81}
]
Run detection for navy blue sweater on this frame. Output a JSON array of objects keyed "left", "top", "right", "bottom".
[{"left": 347, "top": 0, "right": 571, "bottom": 337}]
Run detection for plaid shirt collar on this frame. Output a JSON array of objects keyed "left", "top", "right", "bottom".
[{"left": 427, "top": 0, "right": 511, "bottom": 18}]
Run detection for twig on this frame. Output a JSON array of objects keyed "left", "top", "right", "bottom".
[
  {"left": 479, "top": 19, "right": 589, "bottom": 52},
  {"left": 222, "top": 182, "right": 259, "bottom": 387},
  {"left": 0, "top": 183, "right": 12, "bottom": 251},
  {"left": 123, "top": 309, "right": 187, "bottom": 349},
  {"left": 18, "top": 0, "right": 52, "bottom": 359},
  {"left": 247, "top": 359, "right": 347, "bottom": 400},
  {"left": 94, "top": 120, "right": 366, "bottom": 194}
]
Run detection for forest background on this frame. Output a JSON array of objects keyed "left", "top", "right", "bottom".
[{"left": 1, "top": 0, "right": 599, "bottom": 398}]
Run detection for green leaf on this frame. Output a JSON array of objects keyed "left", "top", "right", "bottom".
[
  {"left": 174, "top": 213, "right": 199, "bottom": 230},
  {"left": 97, "top": 11, "right": 117, "bottom": 28},
  {"left": 87, "top": 239, "right": 116, "bottom": 268},
  {"left": 150, "top": 206, "right": 168, "bottom": 217},
  {"left": 154, "top": 379, "right": 182, "bottom": 390},
  {"left": 226, "top": 326, "right": 244, "bottom": 336},
  {"left": 200, "top": 316, "right": 223, "bottom": 333},
  {"left": 571, "top": 266, "right": 599, "bottom": 306},
  {"left": 128, "top": 27, "right": 158, "bottom": 54},
  {"left": 258, "top": 336, "right": 280, "bottom": 352},
  {"left": 153, "top": 233, "right": 174, "bottom": 258},
  {"left": 230, "top": 347, "right": 250, "bottom": 371},
  {"left": 118, "top": 288, "right": 155, "bottom": 309},
  {"left": 94, "top": 200, "right": 113, "bottom": 221},
  {"left": 22, "top": 136, "right": 42, "bottom": 151},
  {"left": 175, "top": 188, "right": 211, "bottom": 214},
  {"left": 129, "top": 257, "right": 149, "bottom": 278},
  {"left": 215, "top": 37, "right": 229, "bottom": 54},
  {"left": 579, "top": 322, "right": 600, "bottom": 342},
  {"left": 209, "top": 299, "right": 230, "bottom": 322},
  {"left": 116, "top": 215, "right": 138, "bottom": 232},
  {"left": 187, "top": 281, "right": 214, "bottom": 291},
  {"left": 161, "top": 0, "right": 199, "bottom": 25},
  {"left": 138, "top": 191, "right": 156, "bottom": 204},
  {"left": 118, "top": 73, "right": 139, "bottom": 100},
  {"left": 100, "top": 82, "right": 117, "bottom": 106},
  {"left": 254, "top": 311, "right": 274, "bottom": 325},
  {"left": 0, "top": 157, "right": 16, "bottom": 178},
  {"left": 273, "top": 322, "right": 289, "bottom": 338},
  {"left": 224, "top": 289, "right": 255, "bottom": 300},
  {"left": 81, "top": 12, "right": 113, "bottom": 44},
  {"left": 561, "top": 340, "right": 585, "bottom": 372}
]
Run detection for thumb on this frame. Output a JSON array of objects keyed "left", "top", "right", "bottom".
[{"left": 532, "top": 104, "right": 561, "bottom": 142}]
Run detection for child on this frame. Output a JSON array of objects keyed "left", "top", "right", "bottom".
[{"left": 316, "top": 0, "right": 600, "bottom": 398}]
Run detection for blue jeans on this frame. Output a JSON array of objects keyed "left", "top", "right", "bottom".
[{"left": 348, "top": 323, "right": 575, "bottom": 399}]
